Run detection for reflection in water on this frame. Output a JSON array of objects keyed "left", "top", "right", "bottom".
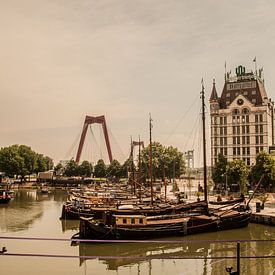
[
  {"left": 78, "top": 224, "right": 275, "bottom": 274},
  {"left": 0, "top": 189, "right": 67, "bottom": 233}
]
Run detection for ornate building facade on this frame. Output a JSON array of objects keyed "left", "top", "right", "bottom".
[{"left": 210, "top": 64, "right": 275, "bottom": 166}]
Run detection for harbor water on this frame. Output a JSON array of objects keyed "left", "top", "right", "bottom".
[{"left": 0, "top": 189, "right": 274, "bottom": 275}]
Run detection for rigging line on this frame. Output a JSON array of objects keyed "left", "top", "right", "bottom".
[
  {"left": 89, "top": 125, "right": 101, "bottom": 163},
  {"left": 182, "top": 103, "right": 201, "bottom": 152},
  {"left": 107, "top": 126, "right": 127, "bottom": 161},
  {"left": 163, "top": 96, "right": 200, "bottom": 144},
  {"left": 64, "top": 128, "right": 82, "bottom": 160}
]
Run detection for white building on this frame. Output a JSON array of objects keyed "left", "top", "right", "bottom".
[{"left": 209, "top": 64, "right": 275, "bottom": 166}]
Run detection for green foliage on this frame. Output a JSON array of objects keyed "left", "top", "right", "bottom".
[
  {"left": 0, "top": 144, "right": 53, "bottom": 179},
  {"left": 78, "top": 161, "right": 93, "bottom": 177},
  {"left": 106, "top": 159, "right": 123, "bottom": 180},
  {"left": 227, "top": 159, "right": 249, "bottom": 193},
  {"left": 250, "top": 151, "right": 275, "bottom": 189},
  {"left": 93, "top": 159, "right": 107, "bottom": 178},
  {"left": 63, "top": 159, "right": 78, "bottom": 177},
  {"left": 212, "top": 154, "right": 228, "bottom": 187},
  {"left": 140, "top": 142, "right": 186, "bottom": 181}
]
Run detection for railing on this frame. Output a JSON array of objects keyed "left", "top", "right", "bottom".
[{"left": 0, "top": 236, "right": 275, "bottom": 274}]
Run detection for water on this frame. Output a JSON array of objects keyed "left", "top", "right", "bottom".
[{"left": 0, "top": 189, "right": 274, "bottom": 275}]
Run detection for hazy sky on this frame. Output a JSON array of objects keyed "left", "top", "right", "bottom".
[{"left": 1, "top": 0, "right": 275, "bottom": 166}]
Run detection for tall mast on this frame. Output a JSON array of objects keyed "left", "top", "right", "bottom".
[
  {"left": 138, "top": 135, "right": 141, "bottom": 200},
  {"left": 201, "top": 80, "right": 208, "bottom": 202},
  {"left": 149, "top": 114, "right": 153, "bottom": 205},
  {"left": 130, "top": 136, "right": 136, "bottom": 195}
]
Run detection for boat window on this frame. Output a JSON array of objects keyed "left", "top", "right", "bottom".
[
  {"left": 123, "top": 218, "right": 127, "bottom": 224},
  {"left": 139, "top": 219, "right": 143, "bottom": 224},
  {"left": 131, "top": 218, "right": 135, "bottom": 224}
]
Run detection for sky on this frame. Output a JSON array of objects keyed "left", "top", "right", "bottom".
[{"left": 1, "top": 0, "right": 275, "bottom": 166}]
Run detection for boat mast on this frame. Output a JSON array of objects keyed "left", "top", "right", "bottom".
[
  {"left": 201, "top": 80, "right": 208, "bottom": 202},
  {"left": 138, "top": 135, "right": 141, "bottom": 200},
  {"left": 149, "top": 114, "right": 153, "bottom": 205}
]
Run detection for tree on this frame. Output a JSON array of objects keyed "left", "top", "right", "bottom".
[
  {"left": 93, "top": 159, "right": 106, "bottom": 178},
  {"left": 227, "top": 159, "right": 249, "bottom": 193},
  {"left": 212, "top": 154, "right": 228, "bottom": 189},
  {"left": 250, "top": 151, "right": 275, "bottom": 190},
  {"left": 0, "top": 145, "right": 24, "bottom": 177},
  {"left": 106, "top": 159, "right": 122, "bottom": 181},
  {"left": 63, "top": 159, "right": 78, "bottom": 177},
  {"left": 78, "top": 161, "right": 93, "bottom": 177},
  {"left": 54, "top": 162, "right": 64, "bottom": 175},
  {"left": 140, "top": 142, "right": 186, "bottom": 182},
  {"left": 0, "top": 144, "right": 53, "bottom": 180}
]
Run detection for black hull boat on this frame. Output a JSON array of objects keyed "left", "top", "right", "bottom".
[
  {"left": 78, "top": 214, "right": 217, "bottom": 240},
  {"left": 77, "top": 205, "right": 251, "bottom": 240}
]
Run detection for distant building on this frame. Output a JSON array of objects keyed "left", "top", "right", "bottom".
[{"left": 209, "top": 64, "right": 275, "bottom": 166}]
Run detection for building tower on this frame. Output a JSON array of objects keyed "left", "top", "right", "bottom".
[{"left": 209, "top": 64, "right": 275, "bottom": 166}]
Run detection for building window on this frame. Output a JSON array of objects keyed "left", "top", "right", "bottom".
[
  {"left": 233, "top": 109, "right": 240, "bottom": 115},
  {"left": 224, "top": 148, "right": 227, "bottom": 156},
  {"left": 255, "top": 114, "right": 258, "bottom": 123},
  {"left": 242, "top": 125, "right": 245, "bottom": 134},
  {"left": 237, "top": 126, "right": 240, "bottom": 134},
  {"left": 260, "top": 136, "right": 263, "bottom": 144},
  {"left": 242, "top": 147, "right": 246, "bottom": 155},
  {"left": 259, "top": 114, "right": 263, "bottom": 122},
  {"left": 233, "top": 148, "right": 236, "bottom": 155},
  {"left": 247, "top": 136, "right": 250, "bottom": 144},
  {"left": 256, "top": 136, "right": 259, "bottom": 144},
  {"left": 255, "top": 125, "right": 258, "bottom": 134},
  {"left": 233, "top": 126, "right": 236, "bottom": 134},
  {"left": 246, "top": 125, "right": 249, "bottom": 133},
  {"left": 247, "top": 148, "right": 250, "bottom": 155},
  {"left": 247, "top": 158, "right": 250, "bottom": 166},
  {"left": 260, "top": 125, "right": 263, "bottom": 133},
  {"left": 233, "top": 137, "right": 236, "bottom": 145},
  {"left": 224, "top": 137, "right": 227, "bottom": 145},
  {"left": 131, "top": 218, "right": 135, "bottom": 224},
  {"left": 237, "top": 147, "right": 240, "bottom": 155},
  {"left": 220, "top": 137, "right": 223, "bottom": 146},
  {"left": 246, "top": 115, "right": 249, "bottom": 123},
  {"left": 123, "top": 218, "right": 127, "bottom": 224},
  {"left": 224, "top": 127, "right": 227, "bottom": 135},
  {"left": 256, "top": 147, "right": 259, "bottom": 154},
  {"left": 220, "top": 127, "right": 223, "bottom": 135},
  {"left": 242, "top": 136, "right": 245, "bottom": 144},
  {"left": 224, "top": 117, "right": 227, "bottom": 124}
]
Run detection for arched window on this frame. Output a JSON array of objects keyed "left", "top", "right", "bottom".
[
  {"left": 242, "top": 108, "right": 249, "bottom": 114},
  {"left": 233, "top": 109, "right": 240, "bottom": 115}
]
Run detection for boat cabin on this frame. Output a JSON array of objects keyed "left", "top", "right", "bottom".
[{"left": 113, "top": 215, "right": 147, "bottom": 226}]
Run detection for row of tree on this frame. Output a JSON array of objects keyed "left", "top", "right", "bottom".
[
  {"left": 0, "top": 142, "right": 186, "bottom": 182},
  {"left": 0, "top": 145, "right": 53, "bottom": 180},
  {"left": 56, "top": 142, "right": 186, "bottom": 181},
  {"left": 212, "top": 151, "right": 275, "bottom": 193}
]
